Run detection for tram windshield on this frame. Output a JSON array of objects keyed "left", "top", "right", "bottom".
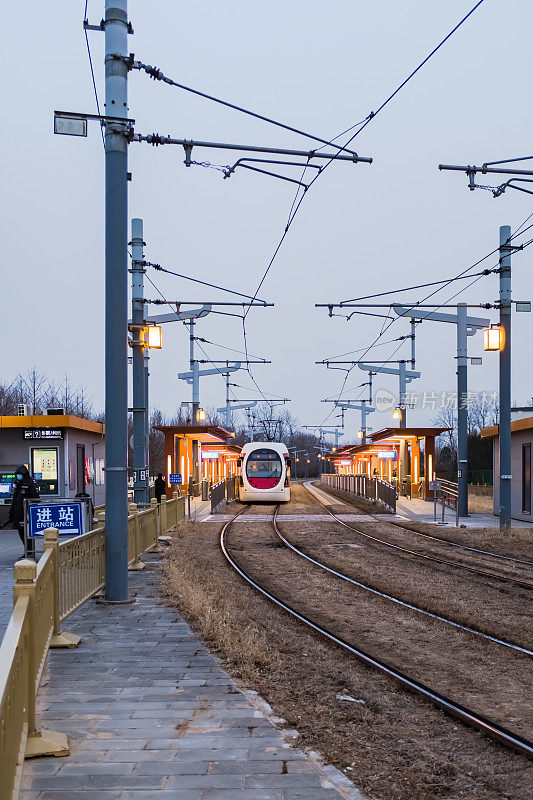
[{"left": 246, "top": 449, "right": 282, "bottom": 479}]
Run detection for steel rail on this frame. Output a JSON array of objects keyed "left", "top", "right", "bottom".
[
  {"left": 313, "top": 482, "right": 533, "bottom": 566},
  {"left": 272, "top": 508, "right": 532, "bottom": 656},
  {"left": 220, "top": 506, "right": 533, "bottom": 758},
  {"left": 304, "top": 485, "right": 533, "bottom": 590},
  {"left": 311, "top": 481, "right": 533, "bottom": 566},
  {"left": 378, "top": 514, "right": 533, "bottom": 566}
]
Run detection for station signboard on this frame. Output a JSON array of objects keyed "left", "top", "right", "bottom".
[
  {"left": 24, "top": 429, "right": 63, "bottom": 440},
  {"left": 27, "top": 501, "right": 84, "bottom": 538}
]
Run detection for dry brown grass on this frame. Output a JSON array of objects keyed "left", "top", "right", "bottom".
[
  {"left": 468, "top": 493, "right": 494, "bottom": 514},
  {"left": 161, "top": 522, "right": 280, "bottom": 679}
]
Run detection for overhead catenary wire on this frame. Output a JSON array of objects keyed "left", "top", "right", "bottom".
[
  {"left": 243, "top": 0, "right": 488, "bottom": 318},
  {"left": 145, "top": 261, "right": 268, "bottom": 303},
  {"left": 127, "top": 60, "right": 360, "bottom": 158}
]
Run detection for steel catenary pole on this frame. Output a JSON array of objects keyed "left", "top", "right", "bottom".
[{"left": 104, "top": 0, "right": 129, "bottom": 601}]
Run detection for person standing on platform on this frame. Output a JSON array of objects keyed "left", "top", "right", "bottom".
[
  {"left": 154, "top": 473, "right": 166, "bottom": 504},
  {"left": 9, "top": 465, "right": 39, "bottom": 560}
]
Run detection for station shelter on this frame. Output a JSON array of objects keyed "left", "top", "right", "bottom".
[
  {"left": 0, "top": 413, "right": 106, "bottom": 525},
  {"left": 327, "top": 426, "right": 450, "bottom": 500},
  {"left": 154, "top": 423, "right": 241, "bottom": 498},
  {"left": 481, "top": 407, "right": 533, "bottom": 522}
]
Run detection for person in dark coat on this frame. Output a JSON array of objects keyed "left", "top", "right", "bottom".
[
  {"left": 9, "top": 465, "right": 39, "bottom": 559},
  {"left": 154, "top": 473, "right": 166, "bottom": 503}
]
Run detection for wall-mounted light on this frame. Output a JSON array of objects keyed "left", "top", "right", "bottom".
[{"left": 484, "top": 324, "right": 504, "bottom": 352}]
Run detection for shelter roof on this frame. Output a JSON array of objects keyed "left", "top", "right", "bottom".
[
  {"left": 0, "top": 414, "right": 105, "bottom": 435},
  {"left": 153, "top": 424, "right": 234, "bottom": 444},
  {"left": 370, "top": 427, "right": 451, "bottom": 442},
  {"left": 481, "top": 416, "right": 533, "bottom": 438}
]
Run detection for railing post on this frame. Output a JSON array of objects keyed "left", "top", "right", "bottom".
[
  {"left": 44, "top": 528, "right": 81, "bottom": 649},
  {"left": 13, "top": 560, "right": 70, "bottom": 759},
  {"left": 160, "top": 497, "right": 168, "bottom": 535},
  {"left": 150, "top": 497, "right": 163, "bottom": 551},
  {"left": 128, "top": 504, "right": 145, "bottom": 571}
]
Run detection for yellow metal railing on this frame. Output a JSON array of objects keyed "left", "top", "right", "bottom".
[{"left": 0, "top": 496, "right": 184, "bottom": 800}]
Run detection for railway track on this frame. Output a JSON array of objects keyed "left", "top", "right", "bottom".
[
  {"left": 310, "top": 480, "right": 533, "bottom": 566},
  {"left": 220, "top": 503, "right": 533, "bottom": 759},
  {"left": 304, "top": 483, "right": 533, "bottom": 589},
  {"left": 272, "top": 507, "right": 532, "bottom": 656}
]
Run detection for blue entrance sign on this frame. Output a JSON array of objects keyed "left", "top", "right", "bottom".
[
  {"left": 28, "top": 502, "right": 84, "bottom": 538},
  {"left": 169, "top": 474, "right": 182, "bottom": 485}
]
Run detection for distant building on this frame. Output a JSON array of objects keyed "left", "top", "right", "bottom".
[
  {"left": 481, "top": 407, "right": 533, "bottom": 521},
  {"left": 0, "top": 413, "right": 105, "bottom": 524}
]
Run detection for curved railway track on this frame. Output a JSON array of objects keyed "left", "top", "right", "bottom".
[
  {"left": 272, "top": 507, "right": 532, "bottom": 656},
  {"left": 311, "top": 481, "right": 533, "bottom": 566},
  {"left": 220, "top": 504, "right": 533, "bottom": 759},
  {"left": 304, "top": 483, "right": 533, "bottom": 589}
]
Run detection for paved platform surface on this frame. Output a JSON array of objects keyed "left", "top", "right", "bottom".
[
  {"left": 19, "top": 555, "right": 363, "bottom": 800},
  {"left": 0, "top": 529, "right": 25, "bottom": 638},
  {"left": 394, "top": 496, "right": 533, "bottom": 528}
]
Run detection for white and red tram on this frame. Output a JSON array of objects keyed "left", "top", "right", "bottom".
[{"left": 237, "top": 442, "right": 291, "bottom": 503}]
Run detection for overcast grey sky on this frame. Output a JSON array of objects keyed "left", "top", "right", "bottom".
[{"left": 2, "top": 1, "right": 532, "bottom": 442}]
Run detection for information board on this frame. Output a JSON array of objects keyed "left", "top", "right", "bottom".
[{"left": 169, "top": 474, "right": 182, "bottom": 485}]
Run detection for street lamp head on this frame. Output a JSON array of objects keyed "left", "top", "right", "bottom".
[
  {"left": 357, "top": 429, "right": 364, "bottom": 438},
  {"left": 392, "top": 408, "right": 401, "bottom": 420},
  {"left": 196, "top": 408, "right": 206, "bottom": 422},
  {"left": 484, "top": 324, "right": 504, "bottom": 352},
  {"left": 145, "top": 325, "right": 162, "bottom": 349}
]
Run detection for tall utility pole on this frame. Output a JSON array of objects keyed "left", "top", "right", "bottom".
[
  {"left": 130, "top": 218, "right": 148, "bottom": 507},
  {"left": 499, "top": 225, "right": 512, "bottom": 529},
  {"left": 393, "top": 304, "right": 489, "bottom": 517},
  {"left": 105, "top": 0, "right": 129, "bottom": 602},
  {"left": 189, "top": 320, "right": 200, "bottom": 419},
  {"left": 456, "top": 303, "right": 469, "bottom": 518}
]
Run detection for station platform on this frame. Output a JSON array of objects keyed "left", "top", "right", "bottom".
[
  {"left": 394, "top": 496, "right": 533, "bottom": 529},
  {"left": 16, "top": 553, "right": 362, "bottom": 800}
]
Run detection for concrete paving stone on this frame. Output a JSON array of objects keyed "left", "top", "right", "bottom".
[
  {"left": 57, "top": 762, "right": 135, "bottom": 776},
  {"left": 217, "top": 736, "right": 287, "bottom": 749},
  {"left": 248, "top": 748, "right": 306, "bottom": 761},
  {"left": 202, "top": 791, "right": 282, "bottom": 800},
  {"left": 285, "top": 791, "right": 349, "bottom": 800},
  {"left": 81, "top": 738, "right": 149, "bottom": 750},
  {"left": 132, "top": 761, "right": 210, "bottom": 775},
  {"left": 101, "top": 750, "right": 179, "bottom": 762},
  {"left": 165, "top": 774, "right": 243, "bottom": 790},
  {"left": 130, "top": 709, "right": 190, "bottom": 719},
  {"left": 22, "top": 775, "right": 89, "bottom": 791},
  {"left": 159, "top": 734, "right": 218, "bottom": 748},
  {"left": 34, "top": 793, "right": 121, "bottom": 800},
  {"left": 118, "top": 792, "right": 201, "bottom": 800},
  {"left": 85, "top": 775, "right": 166, "bottom": 790},
  {"left": 174, "top": 748, "right": 249, "bottom": 762},
  {"left": 208, "top": 759, "right": 284, "bottom": 774},
  {"left": 20, "top": 761, "right": 62, "bottom": 775},
  {"left": 244, "top": 773, "right": 323, "bottom": 788}
]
